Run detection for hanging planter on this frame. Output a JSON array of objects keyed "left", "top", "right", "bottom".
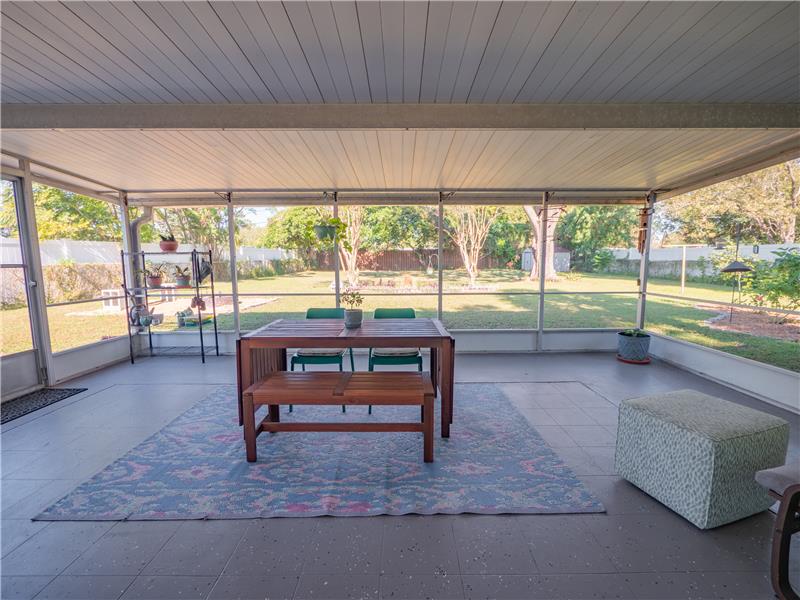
[
  {"left": 617, "top": 329, "right": 651, "bottom": 364},
  {"left": 314, "top": 224, "right": 336, "bottom": 241}
]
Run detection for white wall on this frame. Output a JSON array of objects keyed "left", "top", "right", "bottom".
[{"left": 611, "top": 243, "right": 797, "bottom": 263}]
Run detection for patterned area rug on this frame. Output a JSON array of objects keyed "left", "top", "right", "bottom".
[
  {"left": 36, "top": 383, "right": 604, "bottom": 519},
  {"left": 1, "top": 388, "right": 87, "bottom": 424}
]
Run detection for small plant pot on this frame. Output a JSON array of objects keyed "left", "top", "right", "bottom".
[
  {"left": 617, "top": 331, "right": 651, "bottom": 363},
  {"left": 138, "top": 314, "right": 153, "bottom": 327},
  {"left": 314, "top": 224, "right": 336, "bottom": 241},
  {"left": 344, "top": 308, "right": 363, "bottom": 329},
  {"left": 174, "top": 276, "right": 191, "bottom": 288},
  {"left": 159, "top": 240, "right": 179, "bottom": 252},
  {"left": 146, "top": 275, "right": 163, "bottom": 288}
]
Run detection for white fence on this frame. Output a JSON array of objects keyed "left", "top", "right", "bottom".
[{"left": 0, "top": 238, "right": 290, "bottom": 266}]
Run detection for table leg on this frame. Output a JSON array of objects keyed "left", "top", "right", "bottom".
[
  {"left": 449, "top": 337, "right": 455, "bottom": 424},
  {"left": 237, "top": 339, "right": 249, "bottom": 428},
  {"left": 430, "top": 346, "right": 438, "bottom": 395},
  {"left": 423, "top": 393, "right": 434, "bottom": 462},
  {"left": 440, "top": 338, "right": 453, "bottom": 438},
  {"left": 243, "top": 392, "right": 257, "bottom": 462}
]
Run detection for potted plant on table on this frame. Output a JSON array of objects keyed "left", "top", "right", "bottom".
[
  {"left": 159, "top": 233, "right": 179, "bottom": 252},
  {"left": 341, "top": 288, "right": 364, "bottom": 329},
  {"left": 142, "top": 263, "right": 167, "bottom": 289},
  {"left": 617, "top": 328, "right": 651, "bottom": 364},
  {"left": 173, "top": 265, "right": 192, "bottom": 288}
]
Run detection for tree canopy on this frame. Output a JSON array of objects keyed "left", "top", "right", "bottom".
[{"left": 556, "top": 206, "right": 639, "bottom": 270}]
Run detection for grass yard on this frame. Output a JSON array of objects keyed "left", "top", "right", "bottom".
[{"left": 1, "top": 269, "right": 797, "bottom": 371}]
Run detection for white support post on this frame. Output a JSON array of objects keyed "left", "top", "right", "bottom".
[
  {"left": 18, "top": 159, "right": 54, "bottom": 385},
  {"left": 119, "top": 192, "right": 136, "bottom": 290},
  {"left": 332, "top": 192, "right": 341, "bottom": 308},
  {"left": 536, "top": 191, "right": 549, "bottom": 350},
  {"left": 226, "top": 193, "right": 240, "bottom": 336},
  {"left": 437, "top": 193, "right": 444, "bottom": 320},
  {"left": 680, "top": 244, "right": 687, "bottom": 295},
  {"left": 636, "top": 192, "right": 656, "bottom": 329}
]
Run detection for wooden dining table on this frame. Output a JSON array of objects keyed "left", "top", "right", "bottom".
[{"left": 236, "top": 318, "right": 455, "bottom": 437}]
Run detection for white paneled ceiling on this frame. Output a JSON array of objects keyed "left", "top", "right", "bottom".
[
  {"left": 2, "top": 128, "right": 797, "bottom": 195},
  {"left": 1, "top": 1, "right": 798, "bottom": 104}
]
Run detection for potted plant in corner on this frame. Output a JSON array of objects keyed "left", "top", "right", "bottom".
[
  {"left": 173, "top": 265, "right": 191, "bottom": 288},
  {"left": 341, "top": 287, "right": 364, "bottom": 329},
  {"left": 143, "top": 263, "right": 166, "bottom": 289},
  {"left": 159, "top": 233, "right": 179, "bottom": 252},
  {"left": 617, "top": 328, "right": 651, "bottom": 364}
]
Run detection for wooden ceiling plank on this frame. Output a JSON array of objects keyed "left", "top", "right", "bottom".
[
  {"left": 107, "top": 1, "right": 229, "bottom": 103},
  {"left": 329, "top": 1, "right": 372, "bottom": 103},
  {"left": 306, "top": 1, "right": 358, "bottom": 103},
  {"left": 402, "top": 0, "right": 428, "bottom": 103},
  {"left": 1, "top": 55, "right": 83, "bottom": 103},
  {"left": 380, "top": 1, "right": 404, "bottom": 103},
  {"left": 448, "top": 1, "right": 502, "bottom": 102},
  {"left": 635, "top": 2, "right": 791, "bottom": 102},
  {"left": 418, "top": 1, "right": 452, "bottom": 103},
  {"left": 284, "top": 1, "right": 347, "bottom": 103}
]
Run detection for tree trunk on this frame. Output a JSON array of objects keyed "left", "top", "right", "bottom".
[
  {"left": 784, "top": 161, "right": 799, "bottom": 244},
  {"left": 337, "top": 206, "right": 364, "bottom": 287},
  {"left": 523, "top": 204, "right": 565, "bottom": 281}
]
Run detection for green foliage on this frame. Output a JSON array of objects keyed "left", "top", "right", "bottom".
[
  {"left": 709, "top": 249, "right": 761, "bottom": 285},
  {"left": 0, "top": 184, "right": 123, "bottom": 241},
  {"left": 745, "top": 248, "right": 800, "bottom": 319},
  {"left": 340, "top": 288, "right": 364, "bottom": 309},
  {"left": 259, "top": 207, "right": 324, "bottom": 256},
  {"left": 363, "top": 206, "right": 438, "bottom": 257},
  {"left": 591, "top": 249, "right": 615, "bottom": 272},
  {"left": 557, "top": 206, "right": 638, "bottom": 271},
  {"left": 620, "top": 328, "right": 648, "bottom": 337},
  {"left": 485, "top": 207, "right": 530, "bottom": 266}
]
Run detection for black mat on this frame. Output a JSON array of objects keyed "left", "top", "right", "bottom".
[{"left": 1, "top": 388, "right": 87, "bottom": 424}]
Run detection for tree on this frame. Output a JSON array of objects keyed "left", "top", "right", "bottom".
[
  {"left": 657, "top": 160, "right": 800, "bottom": 245},
  {"left": 444, "top": 206, "right": 500, "bottom": 286},
  {"left": 556, "top": 206, "right": 638, "bottom": 272},
  {"left": 363, "top": 206, "right": 438, "bottom": 267},
  {"left": 745, "top": 247, "right": 800, "bottom": 323},
  {"left": 151, "top": 207, "right": 250, "bottom": 263},
  {"left": 523, "top": 204, "right": 566, "bottom": 280},
  {"left": 338, "top": 206, "right": 365, "bottom": 286},
  {"left": 0, "top": 184, "right": 122, "bottom": 241},
  {"left": 486, "top": 207, "right": 531, "bottom": 267},
  {"left": 259, "top": 207, "right": 324, "bottom": 263}
]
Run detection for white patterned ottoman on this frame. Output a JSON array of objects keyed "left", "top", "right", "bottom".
[{"left": 615, "top": 389, "right": 789, "bottom": 529}]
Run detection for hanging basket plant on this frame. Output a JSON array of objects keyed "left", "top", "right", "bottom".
[{"left": 313, "top": 217, "right": 347, "bottom": 243}]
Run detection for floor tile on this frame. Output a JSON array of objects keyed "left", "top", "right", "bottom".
[
  {"left": 65, "top": 522, "right": 178, "bottom": 576},
  {"left": 34, "top": 575, "right": 134, "bottom": 599},
  {"left": 580, "top": 476, "right": 665, "bottom": 515},
  {"left": 452, "top": 515, "right": 537, "bottom": 574},
  {"left": 207, "top": 575, "right": 299, "bottom": 600},
  {"left": 532, "top": 394, "right": 575, "bottom": 409},
  {"left": 462, "top": 574, "right": 637, "bottom": 599},
  {"left": 141, "top": 522, "right": 244, "bottom": 576},
  {"left": 0, "top": 576, "right": 53, "bottom": 600},
  {"left": 515, "top": 408, "right": 558, "bottom": 426},
  {"left": 581, "top": 407, "right": 620, "bottom": 426},
  {"left": 381, "top": 516, "right": 460, "bottom": 575},
  {"left": 552, "top": 447, "right": 603, "bottom": 476},
  {"left": 545, "top": 408, "right": 598, "bottom": 426},
  {"left": 1, "top": 521, "right": 113, "bottom": 576},
  {"left": 294, "top": 573, "right": 380, "bottom": 599},
  {"left": 120, "top": 575, "right": 216, "bottom": 599},
  {"left": 1, "top": 519, "right": 49, "bottom": 558},
  {"left": 529, "top": 426, "right": 577, "bottom": 448},
  {"left": 303, "top": 517, "right": 383, "bottom": 574},
  {"left": 379, "top": 573, "right": 464, "bottom": 599},
  {"left": 624, "top": 571, "right": 773, "bottom": 599},
  {"left": 562, "top": 426, "right": 617, "bottom": 446},
  {"left": 224, "top": 519, "right": 317, "bottom": 576},
  {"left": 520, "top": 515, "right": 617, "bottom": 574}
]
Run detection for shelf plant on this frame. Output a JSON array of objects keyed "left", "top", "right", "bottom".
[
  {"left": 159, "top": 233, "right": 179, "bottom": 252},
  {"left": 173, "top": 265, "right": 192, "bottom": 288}
]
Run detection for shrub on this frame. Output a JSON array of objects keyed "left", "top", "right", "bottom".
[{"left": 745, "top": 247, "right": 800, "bottom": 322}]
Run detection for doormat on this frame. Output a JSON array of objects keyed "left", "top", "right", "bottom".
[{"left": 1, "top": 388, "right": 87, "bottom": 424}]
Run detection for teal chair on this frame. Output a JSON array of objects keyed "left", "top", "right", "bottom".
[
  {"left": 290, "top": 307, "right": 355, "bottom": 413},
  {"left": 368, "top": 307, "right": 423, "bottom": 414}
]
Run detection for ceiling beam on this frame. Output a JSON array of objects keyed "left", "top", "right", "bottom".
[{"left": 3, "top": 103, "right": 798, "bottom": 130}]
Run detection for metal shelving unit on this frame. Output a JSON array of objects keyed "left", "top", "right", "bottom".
[{"left": 121, "top": 249, "right": 219, "bottom": 363}]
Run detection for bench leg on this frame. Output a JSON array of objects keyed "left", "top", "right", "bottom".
[
  {"left": 243, "top": 393, "right": 257, "bottom": 462},
  {"left": 772, "top": 485, "right": 800, "bottom": 600},
  {"left": 423, "top": 394, "right": 434, "bottom": 463}
]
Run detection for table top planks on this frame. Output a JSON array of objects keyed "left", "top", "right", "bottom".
[{"left": 241, "top": 318, "right": 452, "bottom": 347}]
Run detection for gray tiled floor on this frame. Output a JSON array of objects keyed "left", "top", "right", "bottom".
[{"left": 1, "top": 353, "right": 798, "bottom": 599}]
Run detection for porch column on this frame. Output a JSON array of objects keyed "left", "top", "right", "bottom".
[
  {"left": 536, "top": 191, "right": 549, "bottom": 350},
  {"left": 18, "top": 159, "right": 54, "bottom": 385},
  {"left": 437, "top": 192, "right": 444, "bottom": 320},
  {"left": 636, "top": 192, "right": 656, "bottom": 329},
  {"left": 226, "top": 192, "right": 240, "bottom": 336},
  {"left": 332, "top": 192, "right": 341, "bottom": 307},
  {"left": 118, "top": 192, "right": 136, "bottom": 294}
]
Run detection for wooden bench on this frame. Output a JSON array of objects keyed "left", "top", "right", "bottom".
[{"left": 242, "top": 371, "right": 435, "bottom": 463}]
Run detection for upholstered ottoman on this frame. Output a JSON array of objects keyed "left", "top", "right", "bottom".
[{"left": 615, "top": 390, "right": 789, "bottom": 529}]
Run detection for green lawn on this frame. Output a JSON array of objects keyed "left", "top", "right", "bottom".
[{"left": 2, "top": 269, "right": 797, "bottom": 372}]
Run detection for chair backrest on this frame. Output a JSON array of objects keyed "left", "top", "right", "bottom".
[
  {"left": 374, "top": 308, "right": 416, "bottom": 319},
  {"left": 306, "top": 307, "right": 344, "bottom": 319}
]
